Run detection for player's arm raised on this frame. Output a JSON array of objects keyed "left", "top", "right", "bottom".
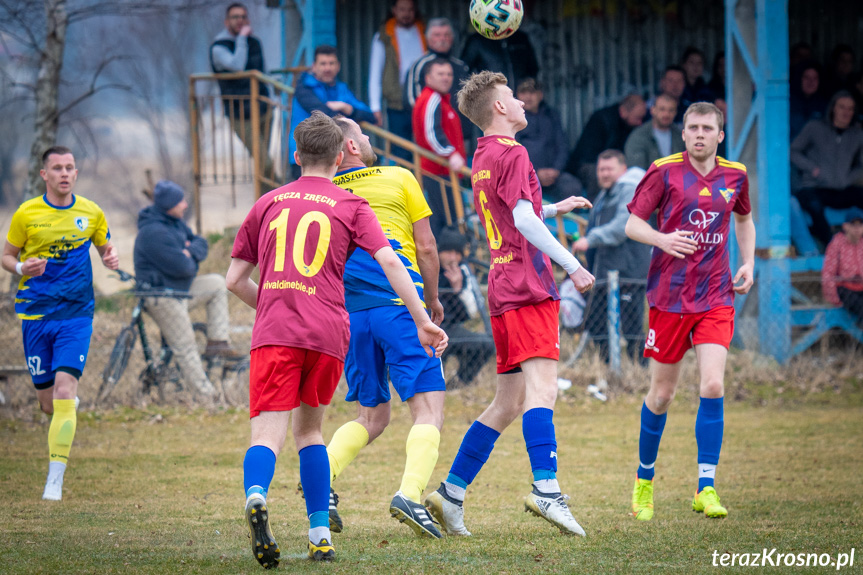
[
  {"left": 625, "top": 213, "right": 698, "bottom": 259},
  {"left": 732, "top": 212, "right": 756, "bottom": 294},
  {"left": 226, "top": 258, "right": 259, "bottom": 309},
  {"left": 374, "top": 246, "right": 448, "bottom": 357}
]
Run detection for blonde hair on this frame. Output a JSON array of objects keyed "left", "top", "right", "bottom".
[
  {"left": 683, "top": 101, "right": 724, "bottom": 131},
  {"left": 294, "top": 111, "right": 344, "bottom": 168},
  {"left": 457, "top": 71, "right": 508, "bottom": 131}
]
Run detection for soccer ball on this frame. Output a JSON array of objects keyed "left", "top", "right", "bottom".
[{"left": 469, "top": 0, "right": 524, "bottom": 40}]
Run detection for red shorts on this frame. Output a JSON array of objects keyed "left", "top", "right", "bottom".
[
  {"left": 249, "top": 345, "right": 344, "bottom": 418},
  {"left": 490, "top": 299, "right": 560, "bottom": 373},
  {"left": 644, "top": 306, "right": 735, "bottom": 364}
]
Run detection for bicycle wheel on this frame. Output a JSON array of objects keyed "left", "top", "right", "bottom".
[{"left": 98, "top": 326, "right": 137, "bottom": 404}]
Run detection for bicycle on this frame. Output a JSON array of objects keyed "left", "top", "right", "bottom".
[{"left": 97, "top": 270, "right": 249, "bottom": 406}]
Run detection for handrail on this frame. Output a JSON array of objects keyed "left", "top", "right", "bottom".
[{"left": 190, "top": 70, "right": 295, "bottom": 97}]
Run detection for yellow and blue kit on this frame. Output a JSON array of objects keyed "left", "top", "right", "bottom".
[
  {"left": 6, "top": 194, "right": 110, "bottom": 385},
  {"left": 333, "top": 166, "right": 431, "bottom": 312}
]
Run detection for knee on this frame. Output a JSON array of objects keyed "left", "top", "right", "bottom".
[
  {"left": 489, "top": 397, "right": 523, "bottom": 425},
  {"left": 700, "top": 379, "right": 724, "bottom": 399},
  {"left": 40, "top": 401, "right": 53, "bottom": 415},
  {"left": 649, "top": 389, "right": 676, "bottom": 412},
  {"left": 363, "top": 411, "right": 391, "bottom": 444}
]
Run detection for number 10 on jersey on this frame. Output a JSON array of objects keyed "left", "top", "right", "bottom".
[{"left": 268, "top": 208, "right": 332, "bottom": 277}]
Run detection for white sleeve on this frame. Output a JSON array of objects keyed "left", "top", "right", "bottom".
[
  {"left": 368, "top": 33, "right": 385, "bottom": 113},
  {"left": 212, "top": 36, "right": 249, "bottom": 72},
  {"left": 512, "top": 199, "right": 581, "bottom": 274}
]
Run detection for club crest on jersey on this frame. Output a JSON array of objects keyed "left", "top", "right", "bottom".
[
  {"left": 74, "top": 217, "right": 88, "bottom": 231},
  {"left": 719, "top": 188, "right": 735, "bottom": 203}
]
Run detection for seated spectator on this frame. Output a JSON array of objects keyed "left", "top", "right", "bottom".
[
  {"left": 821, "top": 207, "right": 863, "bottom": 326},
  {"left": 566, "top": 94, "right": 646, "bottom": 200},
  {"left": 436, "top": 228, "right": 495, "bottom": 387},
  {"left": 646, "top": 65, "right": 686, "bottom": 123},
  {"left": 134, "top": 181, "right": 241, "bottom": 399},
  {"left": 680, "top": 46, "right": 715, "bottom": 110},
  {"left": 789, "top": 41, "right": 814, "bottom": 68},
  {"left": 790, "top": 61, "right": 827, "bottom": 142},
  {"left": 412, "top": 58, "right": 466, "bottom": 236},
  {"left": 707, "top": 51, "right": 726, "bottom": 101},
  {"left": 791, "top": 91, "right": 863, "bottom": 245},
  {"left": 515, "top": 78, "right": 582, "bottom": 202},
  {"left": 624, "top": 93, "right": 684, "bottom": 170},
  {"left": 289, "top": 45, "right": 376, "bottom": 181},
  {"left": 571, "top": 150, "right": 650, "bottom": 365}
]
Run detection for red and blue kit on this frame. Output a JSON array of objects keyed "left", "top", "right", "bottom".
[
  {"left": 471, "top": 135, "right": 559, "bottom": 316},
  {"left": 232, "top": 177, "right": 389, "bottom": 412},
  {"left": 627, "top": 152, "right": 750, "bottom": 314}
]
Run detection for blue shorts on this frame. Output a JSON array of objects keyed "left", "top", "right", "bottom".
[
  {"left": 21, "top": 317, "right": 93, "bottom": 389},
  {"left": 344, "top": 306, "right": 445, "bottom": 407}
]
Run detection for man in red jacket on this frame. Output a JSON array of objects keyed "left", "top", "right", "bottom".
[{"left": 412, "top": 58, "right": 466, "bottom": 236}]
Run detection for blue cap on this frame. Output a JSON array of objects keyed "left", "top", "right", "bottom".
[
  {"left": 153, "top": 180, "right": 185, "bottom": 212},
  {"left": 845, "top": 206, "right": 863, "bottom": 224}
]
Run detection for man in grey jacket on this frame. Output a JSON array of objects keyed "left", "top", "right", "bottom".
[
  {"left": 572, "top": 150, "right": 651, "bottom": 364},
  {"left": 791, "top": 91, "right": 863, "bottom": 244},
  {"left": 134, "top": 181, "right": 239, "bottom": 398},
  {"left": 624, "top": 94, "right": 684, "bottom": 170}
]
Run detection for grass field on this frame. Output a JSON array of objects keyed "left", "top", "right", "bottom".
[{"left": 1, "top": 379, "right": 861, "bottom": 574}]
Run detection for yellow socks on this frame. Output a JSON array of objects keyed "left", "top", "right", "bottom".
[
  {"left": 399, "top": 424, "right": 440, "bottom": 503},
  {"left": 48, "top": 399, "right": 77, "bottom": 464},
  {"left": 326, "top": 421, "right": 369, "bottom": 482}
]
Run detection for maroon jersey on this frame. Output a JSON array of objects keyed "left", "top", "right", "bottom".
[
  {"left": 232, "top": 176, "right": 390, "bottom": 359},
  {"left": 471, "top": 135, "right": 559, "bottom": 316},
  {"left": 627, "top": 152, "right": 751, "bottom": 313}
]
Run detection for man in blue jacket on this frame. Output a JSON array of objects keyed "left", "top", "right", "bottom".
[
  {"left": 289, "top": 45, "right": 376, "bottom": 180},
  {"left": 133, "top": 181, "right": 239, "bottom": 398}
]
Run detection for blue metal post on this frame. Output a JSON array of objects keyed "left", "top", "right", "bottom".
[
  {"left": 607, "top": 270, "right": 621, "bottom": 375},
  {"left": 290, "top": 0, "right": 337, "bottom": 68},
  {"left": 725, "top": 0, "right": 791, "bottom": 363}
]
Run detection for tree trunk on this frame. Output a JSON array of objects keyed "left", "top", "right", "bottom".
[{"left": 27, "top": 0, "right": 67, "bottom": 197}]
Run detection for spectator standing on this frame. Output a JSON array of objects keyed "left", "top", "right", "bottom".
[
  {"left": 436, "top": 228, "right": 496, "bottom": 387},
  {"left": 823, "top": 44, "right": 856, "bottom": 99},
  {"left": 460, "top": 29, "right": 539, "bottom": 92},
  {"left": 369, "top": 0, "right": 426, "bottom": 161},
  {"left": 210, "top": 3, "right": 273, "bottom": 178},
  {"left": 405, "top": 18, "right": 470, "bottom": 116},
  {"left": 572, "top": 151, "right": 650, "bottom": 364},
  {"left": 789, "top": 62, "right": 827, "bottom": 142},
  {"left": 2, "top": 146, "right": 118, "bottom": 501},
  {"left": 412, "top": 59, "right": 466, "bottom": 236},
  {"left": 515, "top": 78, "right": 582, "bottom": 202},
  {"left": 680, "top": 47, "right": 715, "bottom": 110},
  {"left": 624, "top": 93, "right": 684, "bottom": 170},
  {"left": 566, "top": 94, "right": 646, "bottom": 200},
  {"left": 289, "top": 45, "right": 376, "bottom": 181},
  {"left": 791, "top": 91, "right": 863, "bottom": 245},
  {"left": 822, "top": 207, "right": 863, "bottom": 325},
  {"left": 646, "top": 66, "right": 687, "bottom": 123},
  {"left": 134, "top": 181, "right": 241, "bottom": 399}
]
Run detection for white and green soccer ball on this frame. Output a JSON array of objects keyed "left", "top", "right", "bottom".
[{"left": 469, "top": 0, "right": 524, "bottom": 40}]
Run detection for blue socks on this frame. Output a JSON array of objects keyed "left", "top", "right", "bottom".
[
  {"left": 637, "top": 402, "right": 667, "bottom": 481},
  {"left": 243, "top": 445, "right": 276, "bottom": 498},
  {"left": 299, "top": 444, "right": 331, "bottom": 520},
  {"left": 695, "top": 397, "right": 724, "bottom": 491},
  {"left": 522, "top": 408, "right": 558, "bottom": 492},
  {"left": 444, "top": 421, "right": 500, "bottom": 501}
]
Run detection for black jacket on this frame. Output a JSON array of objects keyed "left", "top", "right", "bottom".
[
  {"left": 567, "top": 103, "right": 635, "bottom": 172},
  {"left": 133, "top": 206, "right": 208, "bottom": 292},
  {"left": 516, "top": 102, "right": 568, "bottom": 171},
  {"left": 460, "top": 30, "right": 539, "bottom": 90}
]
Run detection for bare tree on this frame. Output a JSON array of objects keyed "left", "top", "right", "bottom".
[{"left": 0, "top": 0, "right": 211, "bottom": 197}]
